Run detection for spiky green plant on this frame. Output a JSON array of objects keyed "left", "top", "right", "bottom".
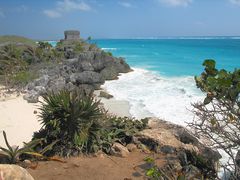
[
  {"left": 0, "top": 131, "right": 43, "bottom": 164},
  {"left": 34, "top": 89, "right": 104, "bottom": 156}
]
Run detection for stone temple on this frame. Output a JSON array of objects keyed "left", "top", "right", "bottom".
[{"left": 64, "top": 30, "right": 80, "bottom": 41}]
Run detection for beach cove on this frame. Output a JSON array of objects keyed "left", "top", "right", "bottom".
[{"left": 0, "top": 33, "right": 239, "bottom": 179}]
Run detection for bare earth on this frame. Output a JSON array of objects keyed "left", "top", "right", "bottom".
[{"left": 28, "top": 150, "right": 165, "bottom": 180}]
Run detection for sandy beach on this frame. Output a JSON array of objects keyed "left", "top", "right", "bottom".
[
  {"left": 0, "top": 89, "right": 131, "bottom": 148},
  {"left": 94, "top": 90, "right": 131, "bottom": 118}
]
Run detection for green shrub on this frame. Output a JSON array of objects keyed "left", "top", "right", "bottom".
[
  {"left": 33, "top": 90, "right": 148, "bottom": 156},
  {"left": 190, "top": 59, "right": 240, "bottom": 179},
  {"left": 33, "top": 90, "right": 104, "bottom": 156},
  {"left": 144, "top": 157, "right": 162, "bottom": 179},
  {"left": 102, "top": 51, "right": 113, "bottom": 57},
  {"left": 74, "top": 42, "right": 84, "bottom": 52},
  {"left": 37, "top": 41, "right": 52, "bottom": 50},
  {"left": 97, "top": 116, "right": 148, "bottom": 154},
  {"left": 11, "top": 71, "right": 38, "bottom": 86}
]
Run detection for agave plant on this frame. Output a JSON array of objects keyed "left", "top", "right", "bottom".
[
  {"left": 0, "top": 131, "right": 43, "bottom": 164},
  {"left": 34, "top": 89, "right": 104, "bottom": 156}
]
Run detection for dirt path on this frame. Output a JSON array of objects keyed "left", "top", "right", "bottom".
[{"left": 28, "top": 151, "right": 165, "bottom": 180}]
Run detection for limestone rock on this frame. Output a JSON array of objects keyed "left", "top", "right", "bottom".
[
  {"left": 23, "top": 33, "right": 131, "bottom": 103},
  {"left": 126, "top": 143, "right": 137, "bottom": 152},
  {"left": 100, "top": 66, "right": 119, "bottom": 80},
  {"left": 99, "top": 91, "right": 113, "bottom": 99},
  {"left": 47, "top": 77, "right": 66, "bottom": 92},
  {"left": 70, "top": 71, "right": 104, "bottom": 85},
  {"left": 23, "top": 91, "right": 39, "bottom": 103},
  {"left": 134, "top": 117, "right": 221, "bottom": 177},
  {"left": 0, "top": 164, "right": 34, "bottom": 180},
  {"left": 80, "top": 60, "right": 94, "bottom": 71},
  {"left": 110, "top": 143, "right": 129, "bottom": 158}
]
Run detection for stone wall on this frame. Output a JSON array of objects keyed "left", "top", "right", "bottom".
[{"left": 64, "top": 30, "right": 80, "bottom": 40}]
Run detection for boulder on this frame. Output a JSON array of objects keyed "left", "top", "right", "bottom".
[
  {"left": 64, "top": 47, "right": 75, "bottom": 59},
  {"left": 78, "top": 52, "right": 95, "bottom": 61},
  {"left": 33, "top": 86, "right": 46, "bottom": 95},
  {"left": 126, "top": 143, "right": 137, "bottom": 152},
  {"left": 90, "top": 58, "right": 105, "bottom": 72},
  {"left": 80, "top": 60, "right": 94, "bottom": 71},
  {"left": 34, "top": 75, "right": 49, "bottom": 87},
  {"left": 99, "top": 91, "right": 113, "bottom": 99},
  {"left": 70, "top": 71, "right": 104, "bottom": 85},
  {"left": 0, "top": 164, "right": 34, "bottom": 180},
  {"left": 47, "top": 77, "right": 66, "bottom": 92},
  {"left": 110, "top": 143, "right": 129, "bottom": 158},
  {"left": 23, "top": 90, "right": 39, "bottom": 103},
  {"left": 100, "top": 66, "right": 119, "bottom": 80}
]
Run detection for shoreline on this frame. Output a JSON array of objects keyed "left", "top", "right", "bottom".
[
  {"left": 94, "top": 90, "right": 131, "bottom": 118},
  {"left": 0, "top": 94, "right": 41, "bottom": 148}
]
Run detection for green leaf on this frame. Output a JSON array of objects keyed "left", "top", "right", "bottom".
[
  {"left": 203, "top": 59, "right": 216, "bottom": 69},
  {"left": 146, "top": 168, "right": 155, "bottom": 177},
  {"left": 144, "top": 156, "right": 154, "bottom": 163},
  {"left": 3, "top": 131, "right": 13, "bottom": 153}
]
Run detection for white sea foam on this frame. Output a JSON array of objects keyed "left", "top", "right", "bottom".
[
  {"left": 102, "top": 68, "right": 204, "bottom": 126},
  {"left": 101, "top": 48, "right": 117, "bottom": 51},
  {"left": 103, "top": 68, "right": 237, "bottom": 178}
]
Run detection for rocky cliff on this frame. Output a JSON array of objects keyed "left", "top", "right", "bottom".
[{"left": 23, "top": 40, "right": 131, "bottom": 103}]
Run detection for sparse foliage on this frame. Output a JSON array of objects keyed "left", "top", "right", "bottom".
[
  {"left": 189, "top": 59, "right": 240, "bottom": 179},
  {"left": 33, "top": 89, "right": 148, "bottom": 156},
  {"left": 0, "top": 131, "right": 43, "bottom": 164}
]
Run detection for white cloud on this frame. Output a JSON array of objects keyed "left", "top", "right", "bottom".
[
  {"left": 118, "top": 2, "right": 133, "bottom": 8},
  {"left": 43, "top": 10, "right": 62, "bottom": 18},
  {"left": 56, "top": 0, "right": 91, "bottom": 12},
  {"left": 229, "top": 0, "right": 240, "bottom": 6},
  {"left": 44, "top": 0, "right": 91, "bottom": 18},
  {"left": 158, "top": 0, "right": 193, "bottom": 7}
]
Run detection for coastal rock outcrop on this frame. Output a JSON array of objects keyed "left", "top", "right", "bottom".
[
  {"left": 133, "top": 118, "right": 221, "bottom": 178},
  {"left": 0, "top": 164, "right": 34, "bottom": 180},
  {"left": 23, "top": 38, "right": 131, "bottom": 103}
]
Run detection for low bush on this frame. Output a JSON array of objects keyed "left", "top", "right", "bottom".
[
  {"left": 11, "top": 71, "right": 38, "bottom": 86},
  {"left": 33, "top": 89, "right": 148, "bottom": 156},
  {"left": 33, "top": 89, "right": 103, "bottom": 156}
]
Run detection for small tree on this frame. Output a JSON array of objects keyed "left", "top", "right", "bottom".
[{"left": 188, "top": 59, "right": 240, "bottom": 179}]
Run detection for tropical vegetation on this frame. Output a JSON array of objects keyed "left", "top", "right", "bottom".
[
  {"left": 189, "top": 59, "right": 240, "bottom": 179},
  {"left": 33, "top": 89, "right": 148, "bottom": 157}
]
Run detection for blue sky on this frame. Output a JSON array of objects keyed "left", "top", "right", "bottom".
[{"left": 0, "top": 0, "right": 240, "bottom": 39}]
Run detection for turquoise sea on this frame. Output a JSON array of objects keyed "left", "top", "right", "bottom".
[
  {"left": 92, "top": 38, "right": 240, "bottom": 125},
  {"left": 94, "top": 38, "right": 240, "bottom": 76},
  {"left": 49, "top": 38, "right": 240, "bottom": 125}
]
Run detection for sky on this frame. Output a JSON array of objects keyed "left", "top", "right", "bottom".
[{"left": 0, "top": 0, "right": 240, "bottom": 40}]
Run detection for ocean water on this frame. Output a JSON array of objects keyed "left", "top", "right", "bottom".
[{"left": 93, "top": 38, "right": 240, "bottom": 125}]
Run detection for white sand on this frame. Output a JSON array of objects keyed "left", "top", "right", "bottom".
[
  {"left": 94, "top": 90, "right": 131, "bottom": 118},
  {"left": 0, "top": 95, "right": 41, "bottom": 148}
]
